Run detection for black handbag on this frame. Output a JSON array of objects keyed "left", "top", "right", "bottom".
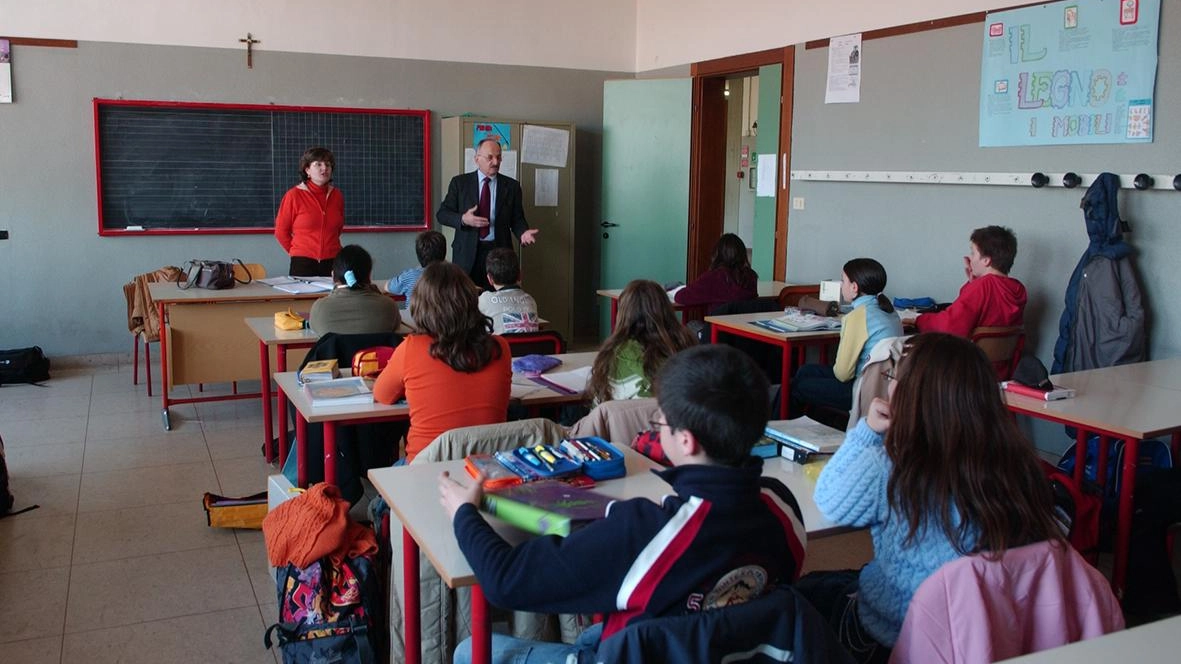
[{"left": 179, "top": 259, "right": 252, "bottom": 290}]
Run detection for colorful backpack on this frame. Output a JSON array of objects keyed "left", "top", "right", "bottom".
[{"left": 264, "top": 552, "right": 383, "bottom": 664}]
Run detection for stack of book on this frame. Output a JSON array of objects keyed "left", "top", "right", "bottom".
[
  {"left": 302, "top": 376, "right": 374, "bottom": 409},
  {"left": 751, "top": 308, "right": 842, "bottom": 333},
  {"left": 763, "top": 417, "right": 846, "bottom": 463},
  {"left": 481, "top": 480, "right": 615, "bottom": 536},
  {"left": 298, "top": 359, "right": 340, "bottom": 383}
]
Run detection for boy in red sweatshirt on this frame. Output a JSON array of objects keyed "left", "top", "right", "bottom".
[{"left": 916, "top": 225, "right": 1026, "bottom": 337}]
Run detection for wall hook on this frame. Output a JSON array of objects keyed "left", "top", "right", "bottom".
[
  {"left": 1173, "top": 174, "right": 1181, "bottom": 191},
  {"left": 1062, "top": 172, "right": 1082, "bottom": 189},
  {"left": 1030, "top": 172, "right": 1048, "bottom": 188},
  {"left": 1133, "top": 173, "right": 1154, "bottom": 190}
]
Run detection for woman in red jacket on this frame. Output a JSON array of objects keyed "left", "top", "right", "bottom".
[{"left": 274, "top": 147, "right": 344, "bottom": 277}]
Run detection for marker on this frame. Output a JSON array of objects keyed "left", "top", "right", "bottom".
[
  {"left": 126, "top": 225, "right": 144, "bottom": 231},
  {"left": 520, "top": 448, "right": 545, "bottom": 469},
  {"left": 534, "top": 444, "right": 559, "bottom": 470}
]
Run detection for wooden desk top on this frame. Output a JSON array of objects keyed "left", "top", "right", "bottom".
[
  {"left": 597, "top": 280, "right": 801, "bottom": 302},
  {"left": 369, "top": 448, "right": 838, "bottom": 589},
  {"left": 274, "top": 351, "right": 597, "bottom": 424},
  {"left": 149, "top": 280, "right": 328, "bottom": 304},
  {"left": 244, "top": 316, "right": 415, "bottom": 344},
  {"left": 704, "top": 311, "right": 843, "bottom": 343},
  {"left": 1004, "top": 358, "right": 1181, "bottom": 440}
]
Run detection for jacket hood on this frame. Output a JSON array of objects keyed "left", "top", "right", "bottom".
[{"left": 1080, "top": 172, "right": 1130, "bottom": 261}]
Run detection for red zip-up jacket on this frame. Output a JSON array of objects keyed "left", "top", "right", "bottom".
[{"left": 274, "top": 181, "right": 344, "bottom": 261}]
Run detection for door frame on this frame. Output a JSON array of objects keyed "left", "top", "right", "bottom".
[{"left": 688, "top": 46, "right": 795, "bottom": 281}]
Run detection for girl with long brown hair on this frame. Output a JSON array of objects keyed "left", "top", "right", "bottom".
[
  {"left": 802, "top": 333, "right": 1065, "bottom": 662},
  {"left": 373, "top": 262, "right": 511, "bottom": 462},
  {"left": 585, "top": 280, "right": 697, "bottom": 404},
  {"left": 671, "top": 233, "right": 758, "bottom": 311}
]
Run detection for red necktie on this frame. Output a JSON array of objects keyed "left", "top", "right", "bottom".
[{"left": 478, "top": 177, "right": 491, "bottom": 240}]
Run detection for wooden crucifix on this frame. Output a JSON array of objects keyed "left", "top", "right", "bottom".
[{"left": 238, "top": 32, "right": 260, "bottom": 69}]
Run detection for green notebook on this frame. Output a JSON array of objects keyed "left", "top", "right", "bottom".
[{"left": 481, "top": 480, "right": 615, "bottom": 537}]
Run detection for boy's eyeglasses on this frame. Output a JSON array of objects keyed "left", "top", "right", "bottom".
[{"left": 649, "top": 420, "right": 670, "bottom": 430}]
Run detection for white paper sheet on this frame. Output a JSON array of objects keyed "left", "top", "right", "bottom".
[
  {"left": 520, "top": 125, "right": 569, "bottom": 167},
  {"left": 0, "top": 40, "right": 12, "bottom": 104},
  {"left": 825, "top": 33, "right": 862, "bottom": 104},
  {"left": 534, "top": 169, "right": 559, "bottom": 206},
  {"left": 756, "top": 153, "right": 777, "bottom": 197}
]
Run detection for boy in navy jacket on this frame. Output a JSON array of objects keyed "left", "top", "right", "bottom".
[{"left": 439, "top": 344, "right": 808, "bottom": 664}]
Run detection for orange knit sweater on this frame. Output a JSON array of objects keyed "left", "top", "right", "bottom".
[{"left": 373, "top": 334, "right": 511, "bottom": 462}]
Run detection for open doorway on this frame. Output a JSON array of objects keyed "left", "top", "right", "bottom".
[{"left": 688, "top": 48, "right": 794, "bottom": 284}]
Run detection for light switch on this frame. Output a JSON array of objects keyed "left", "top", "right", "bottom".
[{"left": 792, "top": 197, "right": 805, "bottom": 210}]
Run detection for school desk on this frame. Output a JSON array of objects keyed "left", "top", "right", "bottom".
[
  {"left": 245, "top": 315, "right": 415, "bottom": 463},
  {"left": 368, "top": 447, "right": 840, "bottom": 664},
  {"left": 704, "top": 311, "right": 842, "bottom": 418},
  {"left": 596, "top": 281, "right": 817, "bottom": 329},
  {"left": 1003, "top": 358, "right": 1181, "bottom": 601},
  {"left": 148, "top": 281, "right": 326, "bottom": 431},
  {"left": 1003, "top": 613, "right": 1181, "bottom": 662},
  {"left": 275, "top": 351, "right": 597, "bottom": 487}
]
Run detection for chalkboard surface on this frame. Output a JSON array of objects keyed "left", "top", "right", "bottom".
[{"left": 94, "top": 99, "right": 430, "bottom": 235}]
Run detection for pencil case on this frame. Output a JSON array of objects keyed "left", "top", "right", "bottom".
[
  {"left": 465, "top": 453, "right": 524, "bottom": 490},
  {"left": 569, "top": 437, "right": 626, "bottom": 481},
  {"left": 510, "top": 444, "right": 582, "bottom": 480}
]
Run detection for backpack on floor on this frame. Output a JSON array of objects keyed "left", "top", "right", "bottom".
[
  {"left": 265, "top": 552, "right": 383, "bottom": 664},
  {"left": 0, "top": 346, "right": 50, "bottom": 386},
  {"left": 1058, "top": 435, "right": 1174, "bottom": 507}
]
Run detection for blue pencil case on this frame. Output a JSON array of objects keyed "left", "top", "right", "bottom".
[
  {"left": 570, "top": 437, "right": 625, "bottom": 481},
  {"left": 494, "top": 438, "right": 626, "bottom": 482}
]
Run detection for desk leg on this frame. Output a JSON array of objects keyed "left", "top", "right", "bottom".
[
  {"left": 277, "top": 348, "right": 291, "bottom": 466},
  {"left": 158, "top": 301, "right": 172, "bottom": 431},
  {"left": 610, "top": 300, "right": 618, "bottom": 330},
  {"left": 296, "top": 416, "right": 308, "bottom": 488},
  {"left": 710, "top": 326, "right": 719, "bottom": 344},
  {"left": 259, "top": 341, "right": 275, "bottom": 462},
  {"left": 404, "top": 528, "right": 421, "bottom": 664},
  {"left": 1113, "top": 438, "right": 1140, "bottom": 600},
  {"left": 779, "top": 341, "right": 792, "bottom": 419},
  {"left": 324, "top": 422, "right": 337, "bottom": 487},
  {"left": 471, "top": 585, "right": 492, "bottom": 664},
  {"left": 1095, "top": 435, "right": 1111, "bottom": 492},
  {"left": 1072, "top": 429, "right": 1088, "bottom": 486}
]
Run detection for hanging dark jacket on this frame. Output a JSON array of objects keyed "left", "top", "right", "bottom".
[{"left": 1051, "top": 172, "right": 1146, "bottom": 374}]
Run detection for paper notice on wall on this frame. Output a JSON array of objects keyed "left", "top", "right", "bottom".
[
  {"left": 535, "top": 169, "right": 559, "bottom": 206},
  {"left": 0, "top": 39, "right": 12, "bottom": 104},
  {"left": 521, "top": 125, "right": 569, "bottom": 167},
  {"left": 825, "top": 33, "right": 861, "bottom": 104},
  {"left": 465, "top": 148, "right": 518, "bottom": 180},
  {"left": 756, "top": 153, "right": 777, "bottom": 197}
]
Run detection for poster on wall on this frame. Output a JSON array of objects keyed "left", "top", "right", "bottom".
[
  {"left": 0, "top": 39, "right": 12, "bottom": 104},
  {"left": 473, "top": 122, "right": 511, "bottom": 148},
  {"left": 825, "top": 33, "right": 862, "bottom": 104},
  {"left": 979, "top": 0, "right": 1160, "bottom": 146}
]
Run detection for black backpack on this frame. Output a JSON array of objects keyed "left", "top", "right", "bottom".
[{"left": 0, "top": 347, "right": 50, "bottom": 386}]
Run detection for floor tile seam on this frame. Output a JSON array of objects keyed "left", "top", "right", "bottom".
[
  {"left": 59, "top": 601, "right": 266, "bottom": 636},
  {"left": 67, "top": 541, "right": 242, "bottom": 569},
  {"left": 0, "top": 632, "right": 67, "bottom": 647},
  {"left": 74, "top": 497, "right": 202, "bottom": 516},
  {"left": 79, "top": 458, "right": 218, "bottom": 475}
]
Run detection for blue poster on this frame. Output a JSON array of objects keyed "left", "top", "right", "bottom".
[
  {"left": 472, "top": 122, "right": 511, "bottom": 149},
  {"left": 979, "top": 0, "right": 1160, "bottom": 147}
]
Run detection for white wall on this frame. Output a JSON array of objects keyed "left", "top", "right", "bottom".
[
  {"left": 635, "top": 0, "right": 1017, "bottom": 71},
  {"left": 0, "top": 0, "right": 638, "bottom": 72}
]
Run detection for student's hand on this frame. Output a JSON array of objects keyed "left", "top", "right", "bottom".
[
  {"left": 963, "top": 256, "right": 974, "bottom": 282},
  {"left": 462, "top": 205, "right": 490, "bottom": 229},
  {"left": 866, "top": 397, "right": 891, "bottom": 434},
  {"left": 520, "top": 228, "right": 540, "bottom": 245},
  {"left": 438, "top": 470, "right": 484, "bottom": 520}
]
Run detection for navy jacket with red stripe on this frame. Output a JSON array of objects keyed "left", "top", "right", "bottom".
[{"left": 452, "top": 459, "right": 807, "bottom": 641}]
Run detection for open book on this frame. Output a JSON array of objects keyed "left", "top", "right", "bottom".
[
  {"left": 529, "top": 365, "right": 591, "bottom": 395},
  {"left": 753, "top": 308, "right": 842, "bottom": 333},
  {"left": 261, "top": 276, "right": 334, "bottom": 293},
  {"left": 302, "top": 376, "right": 374, "bottom": 408}
]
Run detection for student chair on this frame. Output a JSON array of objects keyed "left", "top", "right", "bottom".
[
  {"left": 124, "top": 266, "right": 186, "bottom": 396},
  {"left": 970, "top": 325, "right": 1025, "bottom": 381},
  {"left": 502, "top": 330, "right": 566, "bottom": 357},
  {"left": 594, "top": 585, "right": 854, "bottom": 664},
  {"left": 890, "top": 541, "right": 1123, "bottom": 664}
]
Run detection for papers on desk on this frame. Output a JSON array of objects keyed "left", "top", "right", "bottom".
[
  {"left": 528, "top": 365, "right": 591, "bottom": 396},
  {"left": 764, "top": 417, "right": 846, "bottom": 454},
  {"left": 303, "top": 376, "right": 374, "bottom": 408},
  {"left": 752, "top": 308, "right": 842, "bottom": 333},
  {"left": 260, "top": 276, "right": 334, "bottom": 294}
]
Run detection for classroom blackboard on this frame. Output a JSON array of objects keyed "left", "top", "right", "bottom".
[{"left": 93, "top": 99, "right": 430, "bottom": 235}]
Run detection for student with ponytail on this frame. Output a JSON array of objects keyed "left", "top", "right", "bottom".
[
  {"left": 309, "top": 244, "right": 401, "bottom": 336},
  {"left": 790, "top": 258, "right": 902, "bottom": 415}
]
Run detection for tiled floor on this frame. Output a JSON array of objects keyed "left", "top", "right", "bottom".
[{"left": 1, "top": 365, "right": 283, "bottom": 663}]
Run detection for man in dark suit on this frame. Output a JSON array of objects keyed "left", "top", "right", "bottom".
[{"left": 437, "top": 138, "right": 539, "bottom": 288}]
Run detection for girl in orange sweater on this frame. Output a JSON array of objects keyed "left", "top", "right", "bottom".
[{"left": 373, "top": 262, "right": 511, "bottom": 462}]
